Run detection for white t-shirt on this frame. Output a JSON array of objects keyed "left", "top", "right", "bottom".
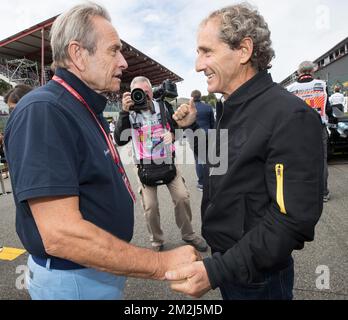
[
  {"left": 329, "top": 92, "right": 345, "bottom": 106},
  {"left": 129, "top": 101, "right": 174, "bottom": 161}
]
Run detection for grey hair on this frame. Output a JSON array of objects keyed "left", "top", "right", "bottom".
[
  {"left": 202, "top": 2, "right": 275, "bottom": 71},
  {"left": 130, "top": 76, "right": 153, "bottom": 90},
  {"left": 50, "top": 2, "right": 111, "bottom": 69},
  {"left": 297, "top": 61, "right": 316, "bottom": 75}
]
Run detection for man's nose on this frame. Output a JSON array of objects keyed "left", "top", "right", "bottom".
[
  {"left": 119, "top": 52, "right": 128, "bottom": 70},
  {"left": 195, "top": 55, "right": 205, "bottom": 73}
]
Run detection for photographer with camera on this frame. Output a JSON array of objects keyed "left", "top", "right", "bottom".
[{"left": 115, "top": 76, "right": 207, "bottom": 253}]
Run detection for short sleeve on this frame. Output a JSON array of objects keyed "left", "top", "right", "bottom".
[{"left": 6, "top": 102, "right": 80, "bottom": 202}]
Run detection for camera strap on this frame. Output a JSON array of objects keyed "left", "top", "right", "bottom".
[
  {"left": 157, "top": 100, "right": 173, "bottom": 164},
  {"left": 157, "top": 100, "right": 167, "bottom": 127},
  {"left": 52, "top": 75, "right": 136, "bottom": 203}
]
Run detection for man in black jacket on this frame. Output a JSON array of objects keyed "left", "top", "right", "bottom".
[{"left": 166, "top": 3, "right": 323, "bottom": 300}]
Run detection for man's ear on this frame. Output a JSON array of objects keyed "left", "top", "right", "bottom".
[
  {"left": 67, "top": 41, "right": 87, "bottom": 71},
  {"left": 239, "top": 37, "right": 254, "bottom": 65}
]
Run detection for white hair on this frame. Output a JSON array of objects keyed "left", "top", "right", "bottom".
[
  {"left": 130, "top": 76, "right": 152, "bottom": 90},
  {"left": 297, "top": 61, "right": 316, "bottom": 76},
  {"left": 202, "top": 2, "right": 275, "bottom": 71},
  {"left": 50, "top": 2, "right": 111, "bottom": 69}
]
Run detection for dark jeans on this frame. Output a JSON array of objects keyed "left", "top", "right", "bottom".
[
  {"left": 194, "top": 155, "right": 204, "bottom": 186},
  {"left": 219, "top": 258, "right": 294, "bottom": 300}
]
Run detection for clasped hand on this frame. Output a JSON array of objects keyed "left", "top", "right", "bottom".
[{"left": 164, "top": 251, "right": 212, "bottom": 298}]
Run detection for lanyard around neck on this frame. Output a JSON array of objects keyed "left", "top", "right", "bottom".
[{"left": 52, "top": 75, "right": 136, "bottom": 203}]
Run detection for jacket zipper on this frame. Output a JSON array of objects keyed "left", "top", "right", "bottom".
[
  {"left": 275, "top": 164, "right": 287, "bottom": 215},
  {"left": 216, "top": 102, "right": 225, "bottom": 132}
]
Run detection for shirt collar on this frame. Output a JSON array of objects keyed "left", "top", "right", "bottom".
[{"left": 55, "top": 68, "right": 108, "bottom": 115}]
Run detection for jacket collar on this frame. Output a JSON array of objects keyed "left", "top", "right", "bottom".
[
  {"left": 54, "top": 68, "right": 108, "bottom": 115},
  {"left": 222, "top": 70, "right": 275, "bottom": 106}
]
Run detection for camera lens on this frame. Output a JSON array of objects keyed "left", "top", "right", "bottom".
[
  {"left": 131, "top": 88, "right": 147, "bottom": 105},
  {"left": 130, "top": 88, "right": 149, "bottom": 112}
]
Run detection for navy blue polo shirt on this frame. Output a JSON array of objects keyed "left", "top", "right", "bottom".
[{"left": 4, "top": 68, "right": 134, "bottom": 258}]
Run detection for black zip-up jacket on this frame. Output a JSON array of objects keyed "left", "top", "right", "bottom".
[{"left": 190, "top": 71, "right": 324, "bottom": 288}]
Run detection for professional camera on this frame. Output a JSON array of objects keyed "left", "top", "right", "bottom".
[
  {"left": 130, "top": 88, "right": 149, "bottom": 112},
  {"left": 153, "top": 80, "right": 178, "bottom": 100}
]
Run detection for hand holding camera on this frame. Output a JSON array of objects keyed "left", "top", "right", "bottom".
[
  {"left": 122, "top": 89, "right": 150, "bottom": 113},
  {"left": 121, "top": 92, "right": 134, "bottom": 113}
]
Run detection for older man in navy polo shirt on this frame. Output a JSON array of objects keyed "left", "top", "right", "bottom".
[{"left": 5, "top": 3, "right": 199, "bottom": 300}]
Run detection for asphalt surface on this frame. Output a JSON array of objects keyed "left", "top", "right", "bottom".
[{"left": 0, "top": 143, "right": 347, "bottom": 300}]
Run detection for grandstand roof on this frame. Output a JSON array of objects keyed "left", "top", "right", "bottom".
[{"left": 0, "top": 16, "right": 183, "bottom": 86}]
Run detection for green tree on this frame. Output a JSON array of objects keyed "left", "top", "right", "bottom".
[{"left": 202, "top": 93, "right": 218, "bottom": 107}]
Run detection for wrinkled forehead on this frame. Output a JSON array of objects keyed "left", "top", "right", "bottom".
[
  {"left": 197, "top": 18, "right": 222, "bottom": 49},
  {"left": 198, "top": 17, "right": 221, "bottom": 35},
  {"left": 198, "top": 17, "right": 222, "bottom": 38}
]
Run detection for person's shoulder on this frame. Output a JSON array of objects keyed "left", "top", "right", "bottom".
[
  {"left": 256, "top": 85, "right": 321, "bottom": 130},
  {"left": 197, "top": 101, "right": 213, "bottom": 109},
  {"left": 313, "top": 78, "right": 327, "bottom": 85},
  {"left": 268, "top": 83, "right": 302, "bottom": 103},
  {"left": 16, "top": 82, "right": 62, "bottom": 109},
  {"left": 204, "top": 102, "right": 214, "bottom": 109},
  {"left": 7, "top": 83, "right": 68, "bottom": 126},
  {"left": 266, "top": 83, "right": 313, "bottom": 114},
  {"left": 286, "top": 82, "right": 296, "bottom": 92}
]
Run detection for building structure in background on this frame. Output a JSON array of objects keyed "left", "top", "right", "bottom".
[
  {"left": 281, "top": 37, "right": 348, "bottom": 97},
  {"left": 0, "top": 15, "right": 183, "bottom": 120}
]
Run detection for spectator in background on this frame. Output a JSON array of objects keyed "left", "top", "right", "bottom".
[
  {"left": 0, "top": 132, "right": 6, "bottom": 164},
  {"left": 4, "top": 84, "right": 33, "bottom": 114},
  {"left": 287, "top": 61, "right": 331, "bottom": 202},
  {"left": 191, "top": 90, "right": 215, "bottom": 191},
  {"left": 109, "top": 120, "right": 116, "bottom": 134},
  {"left": 115, "top": 77, "right": 208, "bottom": 253},
  {"left": 329, "top": 85, "right": 345, "bottom": 113},
  {"left": 109, "top": 119, "right": 116, "bottom": 144},
  {"left": 0, "top": 132, "right": 8, "bottom": 179}
]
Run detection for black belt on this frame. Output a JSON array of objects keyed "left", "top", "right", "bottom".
[{"left": 32, "top": 256, "right": 86, "bottom": 270}]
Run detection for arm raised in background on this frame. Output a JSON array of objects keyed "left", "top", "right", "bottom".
[{"left": 173, "top": 99, "right": 197, "bottom": 128}]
